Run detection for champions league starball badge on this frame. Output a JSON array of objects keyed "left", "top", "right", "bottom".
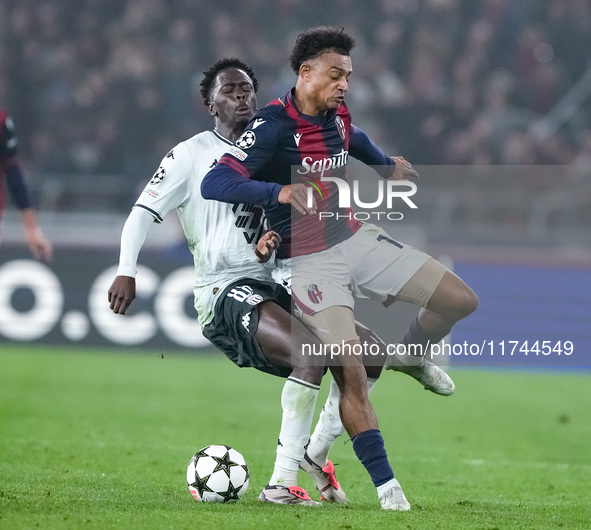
[
  {"left": 150, "top": 166, "right": 166, "bottom": 184},
  {"left": 236, "top": 130, "right": 256, "bottom": 149}
]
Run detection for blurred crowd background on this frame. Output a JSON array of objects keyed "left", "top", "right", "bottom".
[{"left": 1, "top": 0, "right": 590, "bottom": 245}]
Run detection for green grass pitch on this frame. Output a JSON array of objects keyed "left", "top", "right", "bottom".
[{"left": 1, "top": 345, "right": 590, "bottom": 529}]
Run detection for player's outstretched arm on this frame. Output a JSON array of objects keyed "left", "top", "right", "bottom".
[
  {"left": 388, "top": 156, "right": 419, "bottom": 181},
  {"left": 20, "top": 207, "right": 53, "bottom": 261},
  {"left": 349, "top": 125, "right": 419, "bottom": 180},
  {"left": 4, "top": 160, "right": 53, "bottom": 260},
  {"left": 108, "top": 207, "right": 153, "bottom": 315}
]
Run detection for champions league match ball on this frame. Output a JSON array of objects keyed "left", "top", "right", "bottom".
[{"left": 187, "top": 445, "right": 249, "bottom": 503}]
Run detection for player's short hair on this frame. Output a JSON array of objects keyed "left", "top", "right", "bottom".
[
  {"left": 200, "top": 58, "right": 258, "bottom": 104},
  {"left": 289, "top": 26, "right": 355, "bottom": 74}
]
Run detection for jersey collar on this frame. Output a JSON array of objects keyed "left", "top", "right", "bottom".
[
  {"left": 287, "top": 89, "right": 337, "bottom": 126},
  {"left": 212, "top": 130, "right": 234, "bottom": 145}
]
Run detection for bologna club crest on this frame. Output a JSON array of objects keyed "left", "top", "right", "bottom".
[{"left": 307, "top": 284, "right": 323, "bottom": 304}]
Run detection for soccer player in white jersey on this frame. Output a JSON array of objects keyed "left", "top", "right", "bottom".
[
  {"left": 108, "top": 58, "right": 454, "bottom": 507},
  {"left": 109, "top": 59, "right": 328, "bottom": 506}
]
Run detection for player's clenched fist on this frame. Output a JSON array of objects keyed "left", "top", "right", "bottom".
[
  {"left": 278, "top": 183, "right": 317, "bottom": 215},
  {"left": 108, "top": 276, "right": 136, "bottom": 314},
  {"left": 255, "top": 230, "right": 282, "bottom": 263}
]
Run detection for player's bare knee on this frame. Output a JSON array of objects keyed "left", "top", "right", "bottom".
[
  {"left": 291, "top": 364, "right": 324, "bottom": 386},
  {"left": 455, "top": 286, "right": 478, "bottom": 319},
  {"left": 438, "top": 280, "right": 478, "bottom": 321}
]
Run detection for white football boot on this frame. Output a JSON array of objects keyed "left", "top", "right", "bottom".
[
  {"left": 385, "top": 344, "right": 455, "bottom": 396},
  {"left": 379, "top": 478, "right": 411, "bottom": 511}
]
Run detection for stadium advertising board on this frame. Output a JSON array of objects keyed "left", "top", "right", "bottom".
[
  {"left": 0, "top": 245, "right": 208, "bottom": 350},
  {"left": 1, "top": 244, "right": 589, "bottom": 368}
]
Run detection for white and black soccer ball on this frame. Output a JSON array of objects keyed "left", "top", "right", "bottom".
[{"left": 186, "top": 444, "right": 249, "bottom": 503}]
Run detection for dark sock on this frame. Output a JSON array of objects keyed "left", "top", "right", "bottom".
[
  {"left": 402, "top": 316, "right": 450, "bottom": 356},
  {"left": 351, "top": 429, "right": 394, "bottom": 487}
]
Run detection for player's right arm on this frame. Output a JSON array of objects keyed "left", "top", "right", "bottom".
[
  {"left": 109, "top": 142, "right": 191, "bottom": 314},
  {"left": 201, "top": 110, "right": 316, "bottom": 215},
  {"left": 108, "top": 208, "right": 153, "bottom": 314},
  {"left": 349, "top": 125, "right": 419, "bottom": 181},
  {"left": 202, "top": 163, "right": 314, "bottom": 215}
]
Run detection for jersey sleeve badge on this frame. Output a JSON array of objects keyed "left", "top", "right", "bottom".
[
  {"left": 235, "top": 130, "right": 256, "bottom": 149},
  {"left": 149, "top": 166, "right": 166, "bottom": 184},
  {"left": 335, "top": 116, "right": 346, "bottom": 140},
  {"left": 228, "top": 146, "right": 248, "bottom": 161}
]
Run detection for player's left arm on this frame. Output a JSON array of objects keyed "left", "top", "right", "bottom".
[
  {"left": 349, "top": 125, "right": 419, "bottom": 181},
  {"left": 108, "top": 208, "right": 154, "bottom": 314}
]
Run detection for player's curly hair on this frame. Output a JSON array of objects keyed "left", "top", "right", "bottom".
[
  {"left": 200, "top": 58, "right": 258, "bottom": 104},
  {"left": 289, "top": 26, "right": 355, "bottom": 74}
]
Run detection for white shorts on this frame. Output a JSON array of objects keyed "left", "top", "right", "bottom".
[{"left": 288, "top": 223, "right": 433, "bottom": 315}]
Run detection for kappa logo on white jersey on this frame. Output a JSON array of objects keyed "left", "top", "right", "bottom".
[
  {"left": 242, "top": 312, "right": 251, "bottom": 331},
  {"left": 150, "top": 166, "right": 166, "bottom": 184},
  {"left": 251, "top": 118, "right": 266, "bottom": 129},
  {"left": 293, "top": 133, "right": 302, "bottom": 146},
  {"left": 236, "top": 130, "right": 256, "bottom": 149}
]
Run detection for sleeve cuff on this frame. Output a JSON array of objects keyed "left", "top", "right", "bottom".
[{"left": 116, "top": 266, "right": 137, "bottom": 278}]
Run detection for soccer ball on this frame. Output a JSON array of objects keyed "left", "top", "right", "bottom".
[{"left": 186, "top": 444, "right": 249, "bottom": 503}]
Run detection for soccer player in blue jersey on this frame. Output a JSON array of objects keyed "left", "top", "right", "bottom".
[
  {"left": 202, "top": 27, "right": 478, "bottom": 511},
  {"left": 0, "top": 107, "right": 52, "bottom": 260}
]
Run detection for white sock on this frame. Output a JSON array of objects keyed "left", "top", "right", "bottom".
[
  {"left": 306, "top": 377, "right": 377, "bottom": 466},
  {"left": 377, "top": 477, "right": 401, "bottom": 498},
  {"left": 269, "top": 377, "right": 320, "bottom": 487}
]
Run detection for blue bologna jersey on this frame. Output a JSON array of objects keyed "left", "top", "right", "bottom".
[
  {"left": 0, "top": 108, "right": 34, "bottom": 215},
  {"left": 203, "top": 89, "right": 394, "bottom": 259}
]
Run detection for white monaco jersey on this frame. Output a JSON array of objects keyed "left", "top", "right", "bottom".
[{"left": 134, "top": 130, "right": 272, "bottom": 326}]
